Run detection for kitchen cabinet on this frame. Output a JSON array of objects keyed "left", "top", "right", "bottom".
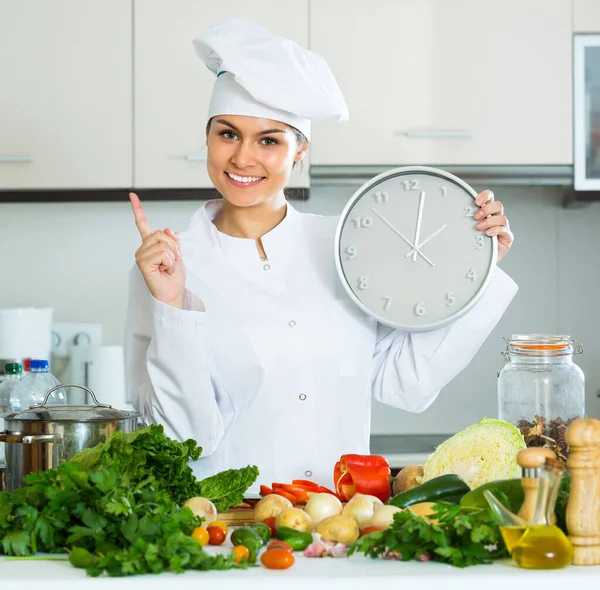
[
  {"left": 310, "top": 0, "right": 572, "bottom": 166},
  {"left": 0, "top": 0, "right": 132, "bottom": 190},
  {"left": 133, "top": 0, "right": 310, "bottom": 188},
  {"left": 573, "top": 0, "right": 600, "bottom": 32}
]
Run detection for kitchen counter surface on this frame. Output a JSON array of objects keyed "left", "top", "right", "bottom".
[{"left": 2, "top": 550, "right": 599, "bottom": 588}]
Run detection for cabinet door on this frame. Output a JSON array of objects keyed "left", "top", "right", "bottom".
[
  {"left": 310, "top": 0, "right": 572, "bottom": 166},
  {"left": 573, "top": 0, "right": 600, "bottom": 32},
  {"left": 0, "top": 0, "right": 132, "bottom": 189},
  {"left": 134, "top": 0, "right": 309, "bottom": 188}
]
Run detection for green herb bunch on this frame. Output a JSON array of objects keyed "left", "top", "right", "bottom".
[
  {"left": 0, "top": 425, "right": 259, "bottom": 576},
  {"left": 350, "top": 502, "right": 508, "bottom": 568}
]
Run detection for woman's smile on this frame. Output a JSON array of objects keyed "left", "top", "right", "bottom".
[{"left": 225, "top": 171, "right": 266, "bottom": 188}]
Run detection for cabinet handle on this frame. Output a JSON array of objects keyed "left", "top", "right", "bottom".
[
  {"left": 400, "top": 130, "right": 473, "bottom": 138},
  {"left": 0, "top": 156, "right": 34, "bottom": 163},
  {"left": 185, "top": 154, "right": 207, "bottom": 162}
]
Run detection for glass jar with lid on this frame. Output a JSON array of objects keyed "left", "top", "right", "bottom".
[{"left": 498, "top": 334, "right": 585, "bottom": 460}]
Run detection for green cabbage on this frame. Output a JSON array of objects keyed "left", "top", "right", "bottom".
[{"left": 422, "top": 418, "right": 526, "bottom": 489}]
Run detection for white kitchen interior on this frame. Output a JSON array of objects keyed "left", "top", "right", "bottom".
[{"left": 1, "top": 0, "right": 600, "bottom": 456}]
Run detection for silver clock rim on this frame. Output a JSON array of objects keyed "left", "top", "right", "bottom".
[{"left": 333, "top": 165, "right": 499, "bottom": 332}]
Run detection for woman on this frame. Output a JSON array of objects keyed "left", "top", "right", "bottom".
[{"left": 125, "top": 18, "right": 517, "bottom": 490}]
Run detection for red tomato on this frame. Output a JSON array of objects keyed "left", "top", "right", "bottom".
[
  {"left": 262, "top": 517, "right": 277, "bottom": 538},
  {"left": 261, "top": 548, "right": 295, "bottom": 569},
  {"left": 207, "top": 525, "right": 226, "bottom": 545}
]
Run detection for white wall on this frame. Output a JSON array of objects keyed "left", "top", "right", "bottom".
[{"left": 1, "top": 184, "right": 599, "bottom": 433}]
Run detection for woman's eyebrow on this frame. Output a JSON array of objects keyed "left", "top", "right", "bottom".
[{"left": 214, "top": 119, "right": 286, "bottom": 137}]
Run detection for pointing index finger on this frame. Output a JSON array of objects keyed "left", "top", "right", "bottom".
[{"left": 129, "top": 192, "right": 152, "bottom": 239}]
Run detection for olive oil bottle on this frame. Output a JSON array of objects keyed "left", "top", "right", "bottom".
[{"left": 511, "top": 459, "right": 574, "bottom": 569}]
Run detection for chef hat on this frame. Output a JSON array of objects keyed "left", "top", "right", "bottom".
[{"left": 192, "top": 18, "right": 349, "bottom": 141}]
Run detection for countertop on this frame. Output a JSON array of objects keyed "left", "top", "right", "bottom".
[
  {"left": 370, "top": 434, "right": 451, "bottom": 468},
  {"left": 2, "top": 550, "right": 599, "bottom": 589}
]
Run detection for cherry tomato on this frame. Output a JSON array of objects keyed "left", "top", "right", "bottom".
[
  {"left": 262, "top": 517, "right": 277, "bottom": 538},
  {"left": 261, "top": 548, "right": 295, "bottom": 569},
  {"left": 232, "top": 545, "right": 251, "bottom": 564},
  {"left": 207, "top": 525, "right": 226, "bottom": 545},
  {"left": 360, "top": 526, "right": 383, "bottom": 537},
  {"left": 191, "top": 526, "right": 209, "bottom": 546},
  {"left": 267, "top": 540, "right": 294, "bottom": 553},
  {"left": 209, "top": 520, "right": 229, "bottom": 535}
]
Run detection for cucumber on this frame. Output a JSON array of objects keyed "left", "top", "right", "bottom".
[
  {"left": 460, "top": 478, "right": 525, "bottom": 514},
  {"left": 387, "top": 474, "right": 470, "bottom": 508}
]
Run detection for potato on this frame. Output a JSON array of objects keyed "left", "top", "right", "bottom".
[
  {"left": 254, "top": 494, "right": 293, "bottom": 523},
  {"left": 315, "top": 514, "right": 359, "bottom": 545},
  {"left": 367, "top": 505, "right": 404, "bottom": 530},
  {"left": 275, "top": 508, "right": 313, "bottom": 533},
  {"left": 392, "top": 465, "right": 424, "bottom": 496}
]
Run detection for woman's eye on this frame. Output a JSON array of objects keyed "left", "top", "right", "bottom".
[
  {"left": 220, "top": 131, "right": 237, "bottom": 140},
  {"left": 261, "top": 137, "right": 278, "bottom": 146}
]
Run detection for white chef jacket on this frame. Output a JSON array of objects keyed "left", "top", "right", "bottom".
[{"left": 125, "top": 199, "right": 518, "bottom": 492}]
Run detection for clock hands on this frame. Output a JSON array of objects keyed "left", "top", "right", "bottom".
[
  {"left": 405, "top": 223, "right": 448, "bottom": 259},
  {"left": 412, "top": 191, "right": 426, "bottom": 262},
  {"left": 372, "top": 207, "right": 435, "bottom": 267}
]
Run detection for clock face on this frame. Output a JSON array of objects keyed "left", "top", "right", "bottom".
[{"left": 334, "top": 166, "right": 497, "bottom": 331}]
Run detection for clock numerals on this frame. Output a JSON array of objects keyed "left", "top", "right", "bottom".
[
  {"left": 446, "top": 292, "right": 456, "bottom": 307},
  {"left": 352, "top": 216, "right": 373, "bottom": 228},
  {"left": 466, "top": 268, "right": 478, "bottom": 282},
  {"left": 475, "top": 236, "right": 485, "bottom": 250},
  {"left": 402, "top": 179, "right": 421, "bottom": 191},
  {"left": 440, "top": 186, "right": 447, "bottom": 197},
  {"left": 414, "top": 301, "right": 426, "bottom": 316},
  {"left": 345, "top": 245, "right": 358, "bottom": 259},
  {"left": 463, "top": 206, "right": 476, "bottom": 217},
  {"left": 382, "top": 296, "right": 393, "bottom": 311},
  {"left": 373, "top": 191, "right": 389, "bottom": 203},
  {"left": 357, "top": 276, "right": 370, "bottom": 290}
]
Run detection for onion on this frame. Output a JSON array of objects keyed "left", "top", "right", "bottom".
[
  {"left": 182, "top": 497, "right": 218, "bottom": 528},
  {"left": 254, "top": 494, "right": 293, "bottom": 522},
  {"left": 275, "top": 508, "right": 313, "bottom": 533},
  {"left": 341, "top": 493, "right": 383, "bottom": 529},
  {"left": 367, "top": 505, "right": 404, "bottom": 530},
  {"left": 304, "top": 493, "right": 343, "bottom": 525}
]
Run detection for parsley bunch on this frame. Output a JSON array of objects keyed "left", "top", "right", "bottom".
[
  {"left": 0, "top": 425, "right": 259, "bottom": 575},
  {"left": 350, "top": 502, "right": 508, "bottom": 567}
]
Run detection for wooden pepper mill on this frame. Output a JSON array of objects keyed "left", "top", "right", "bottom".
[
  {"left": 517, "top": 446, "right": 557, "bottom": 523},
  {"left": 566, "top": 417, "right": 600, "bottom": 565}
]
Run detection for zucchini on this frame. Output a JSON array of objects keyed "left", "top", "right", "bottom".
[
  {"left": 459, "top": 478, "right": 524, "bottom": 514},
  {"left": 387, "top": 474, "right": 470, "bottom": 508}
]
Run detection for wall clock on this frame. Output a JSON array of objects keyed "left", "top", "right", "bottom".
[{"left": 334, "top": 166, "right": 497, "bottom": 331}]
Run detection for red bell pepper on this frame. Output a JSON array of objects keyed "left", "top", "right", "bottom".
[{"left": 333, "top": 454, "right": 391, "bottom": 503}]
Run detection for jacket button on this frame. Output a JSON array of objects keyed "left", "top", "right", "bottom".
[
  {"left": 299, "top": 393, "right": 307, "bottom": 401},
  {"left": 288, "top": 320, "right": 296, "bottom": 327},
  {"left": 263, "top": 263, "right": 271, "bottom": 271},
  {"left": 305, "top": 470, "right": 312, "bottom": 477}
]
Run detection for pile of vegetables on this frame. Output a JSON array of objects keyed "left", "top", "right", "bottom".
[{"left": 0, "top": 425, "right": 258, "bottom": 576}]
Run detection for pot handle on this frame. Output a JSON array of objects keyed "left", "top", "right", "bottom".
[
  {"left": 0, "top": 433, "right": 63, "bottom": 444},
  {"left": 29, "top": 384, "right": 112, "bottom": 409}
]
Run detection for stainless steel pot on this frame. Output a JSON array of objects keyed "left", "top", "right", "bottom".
[{"left": 0, "top": 384, "right": 141, "bottom": 490}]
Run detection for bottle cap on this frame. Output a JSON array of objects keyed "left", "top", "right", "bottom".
[
  {"left": 29, "top": 359, "right": 49, "bottom": 371},
  {"left": 23, "top": 358, "right": 31, "bottom": 372},
  {"left": 4, "top": 362, "right": 22, "bottom": 375}
]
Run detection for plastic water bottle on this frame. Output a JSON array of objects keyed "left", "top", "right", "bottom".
[
  {"left": 0, "top": 362, "right": 24, "bottom": 463},
  {"left": 10, "top": 359, "right": 66, "bottom": 410}
]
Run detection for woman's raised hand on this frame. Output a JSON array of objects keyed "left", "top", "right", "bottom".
[{"left": 129, "top": 192, "right": 186, "bottom": 308}]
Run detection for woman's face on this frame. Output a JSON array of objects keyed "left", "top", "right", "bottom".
[{"left": 206, "top": 115, "right": 308, "bottom": 207}]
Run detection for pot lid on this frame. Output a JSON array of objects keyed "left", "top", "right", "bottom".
[
  {"left": 5, "top": 384, "right": 140, "bottom": 422},
  {"left": 8, "top": 404, "right": 137, "bottom": 422}
]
